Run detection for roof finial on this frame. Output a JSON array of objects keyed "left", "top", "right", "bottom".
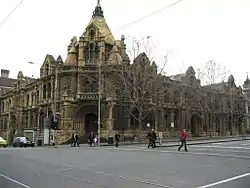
[{"left": 93, "top": 0, "right": 104, "bottom": 17}]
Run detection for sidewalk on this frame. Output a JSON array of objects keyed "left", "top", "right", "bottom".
[{"left": 51, "top": 135, "right": 250, "bottom": 148}]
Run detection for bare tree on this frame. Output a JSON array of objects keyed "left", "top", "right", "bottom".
[
  {"left": 196, "top": 60, "right": 229, "bottom": 137},
  {"left": 113, "top": 36, "right": 172, "bottom": 131},
  {"left": 197, "top": 60, "right": 228, "bottom": 86}
]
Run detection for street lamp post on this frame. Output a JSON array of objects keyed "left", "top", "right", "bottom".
[{"left": 97, "top": 61, "right": 101, "bottom": 146}]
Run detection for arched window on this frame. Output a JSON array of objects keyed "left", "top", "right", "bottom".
[
  {"left": 43, "top": 85, "right": 46, "bottom": 99},
  {"left": 45, "top": 64, "right": 49, "bottom": 76},
  {"left": 36, "top": 90, "right": 39, "bottom": 104},
  {"left": 26, "top": 94, "right": 30, "bottom": 106},
  {"left": 47, "top": 83, "right": 52, "bottom": 98}
]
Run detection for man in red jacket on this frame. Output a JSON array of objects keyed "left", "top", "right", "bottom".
[{"left": 178, "top": 129, "right": 188, "bottom": 152}]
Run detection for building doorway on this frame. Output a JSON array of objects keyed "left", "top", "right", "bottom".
[{"left": 85, "top": 113, "right": 98, "bottom": 134}]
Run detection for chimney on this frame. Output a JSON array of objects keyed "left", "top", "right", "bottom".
[{"left": 1, "top": 69, "right": 10, "bottom": 78}]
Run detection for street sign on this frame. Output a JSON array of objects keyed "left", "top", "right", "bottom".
[
  {"left": 44, "top": 118, "right": 51, "bottom": 129},
  {"left": 171, "top": 122, "right": 174, "bottom": 128}
]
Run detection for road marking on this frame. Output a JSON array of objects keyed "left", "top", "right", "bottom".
[
  {"left": 0, "top": 174, "right": 32, "bottom": 188},
  {"left": 196, "top": 172, "right": 250, "bottom": 188},
  {"left": 183, "top": 147, "right": 250, "bottom": 153},
  {"left": 91, "top": 146, "right": 250, "bottom": 159},
  {"left": 192, "top": 145, "right": 250, "bottom": 150},
  {"left": 18, "top": 156, "right": 174, "bottom": 188},
  {"left": 63, "top": 165, "right": 174, "bottom": 188},
  {"left": 241, "top": 144, "right": 250, "bottom": 146}
]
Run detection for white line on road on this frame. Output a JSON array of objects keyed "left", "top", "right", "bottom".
[
  {"left": 0, "top": 174, "right": 32, "bottom": 188},
  {"left": 61, "top": 164, "right": 173, "bottom": 188},
  {"left": 182, "top": 147, "right": 250, "bottom": 153},
  {"left": 94, "top": 171, "right": 173, "bottom": 188},
  {"left": 196, "top": 172, "right": 250, "bottom": 188},
  {"left": 192, "top": 145, "right": 250, "bottom": 150},
  {"left": 91, "top": 147, "right": 250, "bottom": 159}
]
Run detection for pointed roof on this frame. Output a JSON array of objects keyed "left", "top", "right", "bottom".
[
  {"left": 228, "top": 74, "right": 235, "bottom": 83},
  {"left": 83, "top": 1, "right": 115, "bottom": 44},
  {"left": 243, "top": 73, "right": 250, "bottom": 86},
  {"left": 56, "top": 55, "right": 63, "bottom": 63},
  {"left": 186, "top": 66, "right": 195, "bottom": 75}
]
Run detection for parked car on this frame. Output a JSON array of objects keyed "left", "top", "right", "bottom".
[
  {"left": 12, "top": 137, "right": 35, "bottom": 147},
  {"left": 0, "top": 137, "right": 7, "bottom": 148}
]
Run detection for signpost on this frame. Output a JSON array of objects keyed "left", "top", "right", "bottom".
[{"left": 171, "top": 122, "right": 174, "bottom": 128}]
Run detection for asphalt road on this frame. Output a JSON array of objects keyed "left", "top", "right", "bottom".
[{"left": 0, "top": 140, "right": 250, "bottom": 188}]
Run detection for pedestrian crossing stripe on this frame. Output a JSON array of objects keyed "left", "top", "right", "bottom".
[{"left": 192, "top": 145, "right": 250, "bottom": 150}]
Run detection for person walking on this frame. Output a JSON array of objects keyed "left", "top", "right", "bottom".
[
  {"left": 115, "top": 132, "right": 121, "bottom": 147},
  {"left": 74, "top": 132, "right": 80, "bottom": 147},
  {"left": 147, "top": 129, "right": 156, "bottom": 148},
  {"left": 71, "top": 133, "right": 75, "bottom": 147},
  {"left": 178, "top": 129, "right": 188, "bottom": 152},
  {"left": 88, "top": 132, "right": 95, "bottom": 147}
]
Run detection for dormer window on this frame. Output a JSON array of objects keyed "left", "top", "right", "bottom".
[{"left": 45, "top": 64, "right": 49, "bottom": 76}]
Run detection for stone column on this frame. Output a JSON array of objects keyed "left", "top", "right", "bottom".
[
  {"left": 78, "top": 36, "right": 85, "bottom": 66},
  {"left": 37, "top": 108, "right": 40, "bottom": 130},
  {"left": 185, "top": 111, "right": 191, "bottom": 131},
  {"left": 51, "top": 79, "right": 54, "bottom": 101},
  {"left": 99, "top": 36, "right": 105, "bottom": 61},
  {"left": 181, "top": 109, "right": 186, "bottom": 130},
  {"left": 154, "top": 110, "right": 158, "bottom": 131},
  {"left": 71, "top": 72, "right": 77, "bottom": 96},
  {"left": 158, "top": 109, "right": 164, "bottom": 130},
  {"left": 59, "top": 92, "right": 75, "bottom": 143},
  {"left": 105, "top": 102, "right": 115, "bottom": 132},
  {"left": 28, "top": 110, "right": 31, "bottom": 128}
]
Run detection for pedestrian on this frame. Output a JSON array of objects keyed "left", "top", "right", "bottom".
[
  {"left": 88, "top": 132, "right": 95, "bottom": 147},
  {"left": 178, "top": 129, "right": 188, "bottom": 152},
  {"left": 71, "top": 133, "right": 75, "bottom": 147},
  {"left": 74, "top": 132, "right": 80, "bottom": 147},
  {"left": 115, "top": 132, "right": 121, "bottom": 147},
  {"left": 93, "top": 134, "right": 97, "bottom": 147},
  {"left": 151, "top": 129, "right": 156, "bottom": 148},
  {"left": 147, "top": 129, "right": 156, "bottom": 148}
]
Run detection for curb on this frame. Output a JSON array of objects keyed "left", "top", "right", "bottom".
[
  {"left": 100, "top": 138, "right": 250, "bottom": 148},
  {"left": 156, "top": 138, "right": 250, "bottom": 148}
]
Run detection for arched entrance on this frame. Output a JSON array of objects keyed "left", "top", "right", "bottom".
[
  {"left": 85, "top": 113, "right": 98, "bottom": 134},
  {"left": 191, "top": 113, "right": 201, "bottom": 136}
]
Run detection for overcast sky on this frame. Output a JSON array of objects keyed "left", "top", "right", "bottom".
[{"left": 0, "top": 0, "right": 249, "bottom": 86}]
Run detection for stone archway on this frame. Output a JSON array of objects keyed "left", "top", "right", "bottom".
[
  {"left": 76, "top": 105, "right": 98, "bottom": 134},
  {"left": 191, "top": 113, "right": 201, "bottom": 136},
  {"left": 85, "top": 113, "right": 98, "bottom": 134}
]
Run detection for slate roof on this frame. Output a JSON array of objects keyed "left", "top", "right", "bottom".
[{"left": 0, "top": 77, "right": 16, "bottom": 88}]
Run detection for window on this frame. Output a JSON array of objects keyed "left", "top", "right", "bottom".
[
  {"left": 43, "top": 85, "right": 46, "bottom": 99},
  {"left": 26, "top": 94, "right": 30, "bottom": 106},
  {"left": 47, "top": 83, "right": 52, "bottom": 98},
  {"left": 89, "top": 30, "right": 95, "bottom": 40},
  {"left": 45, "top": 64, "right": 49, "bottom": 76}
]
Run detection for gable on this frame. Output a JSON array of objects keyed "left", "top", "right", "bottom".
[
  {"left": 40, "top": 54, "right": 55, "bottom": 70},
  {"left": 83, "top": 17, "right": 115, "bottom": 44}
]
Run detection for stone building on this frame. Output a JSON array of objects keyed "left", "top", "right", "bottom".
[
  {"left": 0, "top": 1, "right": 246, "bottom": 144},
  {"left": 242, "top": 74, "right": 250, "bottom": 129}
]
